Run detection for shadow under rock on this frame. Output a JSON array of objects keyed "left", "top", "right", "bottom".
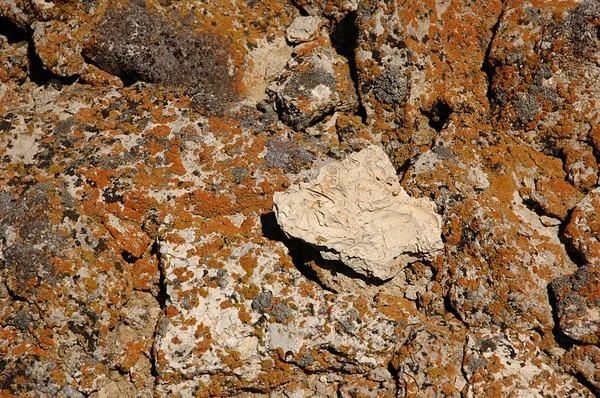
[{"left": 260, "top": 212, "right": 387, "bottom": 291}]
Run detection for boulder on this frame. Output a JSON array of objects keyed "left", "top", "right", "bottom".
[{"left": 273, "top": 145, "right": 443, "bottom": 280}]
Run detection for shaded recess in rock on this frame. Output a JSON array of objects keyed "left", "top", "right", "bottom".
[
  {"left": 84, "top": 2, "right": 238, "bottom": 106},
  {"left": 548, "top": 284, "right": 579, "bottom": 351},
  {"left": 330, "top": 11, "right": 367, "bottom": 122},
  {"left": 481, "top": 8, "right": 503, "bottom": 105},
  {"left": 151, "top": 241, "right": 167, "bottom": 379},
  {"left": 261, "top": 211, "right": 389, "bottom": 291},
  {"left": 0, "top": 16, "right": 27, "bottom": 43},
  {"left": 421, "top": 100, "right": 453, "bottom": 133},
  {"left": 0, "top": 16, "right": 78, "bottom": 86}
]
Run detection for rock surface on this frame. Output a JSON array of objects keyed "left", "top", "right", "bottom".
[
  {"left": 273, "top": 145, "right": 443, "bottom": 280},
  {"left": 0, "top": 0, "right": 598, "bottom": 396}
]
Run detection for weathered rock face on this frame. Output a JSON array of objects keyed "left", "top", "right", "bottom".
[
  {"left": 84, "top": 2, "right": 239, "bottom": 106},
  {"left": 0, "top": 0, "right": 599, "bottom": 396},
  {"left": 551, "top": 263, "right": 600, "bottom": 344},
  {"left": 273, "top": 145, "right": 443, "bottom": 280},
  {"left": 267, "top": 47, "right": 358, "bottom": 131},
  {"left": 355, "top": 0, "right": 502, "bottom": 166}
]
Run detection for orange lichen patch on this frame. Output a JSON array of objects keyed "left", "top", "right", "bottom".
[
  {"left": 186, "top": 190, "right": 235, "bottom": 218},
  {"left": 373, "top": 294, "right": 416, "bottom": 321},
  {"left": 240, "top": 250, "right": 259, "bottom": 274},
  {"left": 238, "top": 307, "right": 252, "bottom": 325},
  {"left": 120, "top": 339, "right": 148, "bottom": 371},
  {"left": 165, "top": 305, "right": 179, "bottom": 319},
  {"left": 11, "top": 342, "right": 29, "bottom": 357},
  {"left": 102, "top": 214, "right": 152, "bottom": 258}
]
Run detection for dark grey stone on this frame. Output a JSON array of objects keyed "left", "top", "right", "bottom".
[
  {"left": 251, "top": 291, "right": 273, "bottom": 313},
  {"left": 85, "top": 2, "right": 237, "bottom": 108}
]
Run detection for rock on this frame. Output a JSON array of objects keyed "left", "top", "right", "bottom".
[
  {"left": 564, "top": 188, "right": 600, "bottom": 266},
  {"left": 389, "top": 320, "right": 467, "bottom": 396},
  {"left": 2, "top": 0, "right": 600, "bottom": 396},
  {"left": 551, "top": 263, "right": 600, "bottom": 344},
  {"left": 0, "top": 36, "right": 29, "bottom": 84},
  {"left": 267, "top": 47, "right": 358, "bottom": 131},
  {"left": 404, "top": 117, "right": 578, "bottom": 330},
  {"left": 355, "top": 0, "right": 502, "bottom": 167},
  {"left": 563, "top": 344, "right": 600, "bottom": 392},
  {"left": 155, "top": 225, "right": 420, "bottom": 395},
  {"left": 32, "top": 20, "right": 86, "bottom": 77},
  {"left": 489, "top": 0, "right": 600, "bottom": 160},
  {"left": 292, "top": 0, "right": 359, "bottom": 21},
  {"left": 273, "top": 145, "right": 443, "bottom": 281},
  {"left": 463, "top": 328, "right": 592, "bottom": 397},
  {"left": 286, "top": 16, "right": 326, "bottom": 44},
  {"left": 84, "top": 2, "right": 239, "bottom": 106}
]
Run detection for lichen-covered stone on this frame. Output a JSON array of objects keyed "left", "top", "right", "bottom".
[
  {"left": 488, "top": 0, "right": 600, "bottom": 168},
  {"left": 355, "top": 0, "right": 502, "bottom": 166},
  {"left": 404, "top": 116, "right": 578, "bottom": 330},
  {"left": 32, "top": 20, "right": 86, "bottom": 77},
  {"left": 563, "top": 344, "right": 600, "bottom": 393},
  {"left": 267, "top": 47, "right": 358, "bottom": 130},
  {"left": 274, "top": 145, "right": 443, "bottom": 281},
  {"left": 551, "top": 263, "right": 600, "bottom": 344},
  {"left": 564, "top": 188, "right": 600, "bottom": 266},
  {"left": 463, "top": 328, "right": 591, "bottom": 397},
  {"left": 1, "top": 0, "right": 599, "bottom": 396},
  {"left": 390, "top": 320, "right": 467, "bottom": 396},
  {"left": 84, "top": 2, "right": 239, "bottom": 106},
  {"left": 0, "top": 36, "right": 28, "bottom": 84},
  {"left": 292, "top": 0, "right": 359, "bottom": 21}
]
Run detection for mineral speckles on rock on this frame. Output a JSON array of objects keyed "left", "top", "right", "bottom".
[
  {"left": 273, "top": 145, "right": 444, "bottom": 281},
  {"left": 267, "top": 47, "right": 358, "bottom": 131},
  {"left": 85, "top": 2, "right": 238, "bottom": 105},
  {"left": 551, "top": 263, "right": 600, "bottom": 344}
]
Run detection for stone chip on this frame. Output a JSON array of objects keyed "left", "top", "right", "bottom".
[{"left": 273, "top": 145, "right": 444, "bottom": 280}]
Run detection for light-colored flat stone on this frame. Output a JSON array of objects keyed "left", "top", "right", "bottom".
[
  {"left": 273, "top": 145, "right": 443, "bottom": 280},
  {"left": 286, "top": 16, "right": 325, "bottom": 43}
]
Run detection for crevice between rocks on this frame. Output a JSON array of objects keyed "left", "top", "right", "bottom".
[
  {"left": 0, "top": 16, "right": 80, "bottom": 87},
  {"left": 443, "top": 292, "right": 464, "bottom": 325},
  {"left": 557, "top": 208, "right": 589, "bottom": 268},
  {"left": 150, "top": 240, "right": 167, "bottom": 380},
  {"left": 481, "top": 5, "right": 505, "bottom": 111},
  {"left": 329, "top": 12, "right": 368, "bottom": 124},
  {"left": 546, "top": 284, "right": 577, "bottom": 352},
  {"left": 387, "top": 360, "right": 401, "bottom": 395},
  {"left": 547, "top": 283, "right": 599, "bottom": 395},
  {"left": 573, "top": 371, "right": 599, "bottom": 396}
]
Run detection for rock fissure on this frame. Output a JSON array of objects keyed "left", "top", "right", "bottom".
[{"left": 482, "top": 4, "right": 505, "bottom": 109}]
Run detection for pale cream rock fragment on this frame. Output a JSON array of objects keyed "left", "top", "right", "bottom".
[
  {"left": 273, "top": 145, "right": 443, "bottom": 280},
  {"left": 286, "top": 16, "right": 326, "bottom": 44}
]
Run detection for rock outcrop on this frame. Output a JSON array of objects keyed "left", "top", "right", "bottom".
[{"left": 0, "top": 0, "right": 598, "bottom": 397}]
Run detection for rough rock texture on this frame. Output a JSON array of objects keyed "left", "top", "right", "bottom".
[
  {"left": 267, "top": 46, "right": 358, "bottom": 131},
  {"left": 273, "top": 145, "right": 443, "bottom": 280},
  {"left": 551, "top": 263, "right": 600, "bottom": 344},
  {"left": 0, "top": 0, "right": 599, "bottom": 396},
  {"left": 84, "top": 2, "right": 239, "bottom": 107},
  {"left": 286, "top": 16, "right": 326, "bottom": 44}
]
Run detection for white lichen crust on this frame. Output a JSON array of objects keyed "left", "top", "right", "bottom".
[{"left": 273, "top": 145, "right": 444, "bottom": 280}]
